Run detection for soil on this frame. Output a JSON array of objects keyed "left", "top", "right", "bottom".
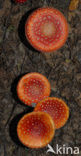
[{"left": 0, "top": 0, "right": 81, "bottom": 156}]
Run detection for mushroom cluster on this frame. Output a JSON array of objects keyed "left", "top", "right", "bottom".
[
  {"left": 16, "top": 4, "right": 69, "bottom": 150},
  {"left": 17, "top": 72, "right": 69, "bottom": 148}
]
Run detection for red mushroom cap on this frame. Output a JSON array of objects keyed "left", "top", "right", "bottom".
[
  {"left": 17, "top": 112, "right": 55, "bottom": 148},
  {"left": 15, "top": 0, "right": 27, "bottom": 3},
  {"left": 17, "top": 72, "right": 51, "bottom": 106},
  {"left": 34, "top": 97, "right": 69, "bottom": 129},
  {"left": 25, "top": 7, "right": 68, "bottom": 52}
]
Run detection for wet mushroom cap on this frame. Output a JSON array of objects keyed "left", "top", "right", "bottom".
[
  {"left": 17, "top": 112, "right": 55, "bottom": 148},
  {"left": 34, "top": 97, "right": 69, "bottom": 129},
  {"left": 17, "top": 72, "right": 51, "bottom": 106},
  {"left": 25, "top": 7, "right": 68, "bottom": 52}
]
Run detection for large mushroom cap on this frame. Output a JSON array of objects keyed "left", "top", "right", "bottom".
[
  {"left": 17, "top": 112, "right": 55, "bottom": 148},
  {"left": 17, "top": 72, "right": 50, "bottom": 106},
  {"left": 25, "top": 7, "right": 68, "bottom": 52},
  {"left": 34, "top": 97, "right": 69, "bottom": 129}
]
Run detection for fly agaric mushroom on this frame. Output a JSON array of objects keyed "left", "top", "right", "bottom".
[
  {"left": 17, "top": 112, "right": 55, "bottom": 148},
  {"left": 25, "top": 7, "right": 68, "bottom": 52},
  {"left": 34, "top": 97, "right": 69, "bottom": 129},
  {"left": 15, "top": 0, "right": 27, "bottom": 3},
  {"left": 17, "top": 72, "right": 50, "bottom": 106}
]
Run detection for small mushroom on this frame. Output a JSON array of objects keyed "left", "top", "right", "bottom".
[
  {"left": 34, "top": 97, "right": 69, "bottom": 129},
  {"left": 25, "top": 7, "right": 68, "bottom": 52},
  {"left": 17, "top": 112, "right": 55, "bottom": 148},
  {"left": 17, "top": 72, "right": 50, "bottom": 106},
  {"left": 15, "top": 0, "right": 27, "bottom": 3}
]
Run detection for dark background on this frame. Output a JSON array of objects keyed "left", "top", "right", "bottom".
[{"left": 0, "top": 0, "right": 81, "bottom": 155}]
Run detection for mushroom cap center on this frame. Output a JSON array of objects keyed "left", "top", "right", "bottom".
[
  {"left": 24, "top": 79, "right": 44, "bottom": 98},
  {"left": 41, "top": 21, "right": 56, "bottom": 36}
]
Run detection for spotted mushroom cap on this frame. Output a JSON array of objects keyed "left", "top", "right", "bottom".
[
  {"left": 25, "top": 7, "right": 68, "bottom": 52},
  {"left": 34, "top": 97, "right": 69, "bottom": 129},
  {"left": 17, "top": 72, "right": 51, "bottom": 106},
  {"left": 17, "top": 112, "right": 55, "bottom": 148}
]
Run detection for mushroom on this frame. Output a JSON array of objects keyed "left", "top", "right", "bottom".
[
  {"left": 34, "top": 97, "right": 69, "bottom": 129},
  {"left": 25, "top": 7, "right": 68, "bottom": 52},
  {"left": 17, "top": 112, "right": 55, "bottom": 148},
  {"left": 17, "top": 72, "right": 51, "bottom": 106},
  {"left": 15, "top": 0, "right": 27, "bottom": 3}
]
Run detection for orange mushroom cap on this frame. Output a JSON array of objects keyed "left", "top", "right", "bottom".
[
  {"left": 25, "top": 7, "right": 68, "bottom": 52},
  {"left": 17, "top": 112, "right": 55, "bottom": 148},
  {"left": 34, "top": 97, "right": 69, "bottom": 129},
  {"left": 17, "top": 72, "right": 51, "bottom": 106}
]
